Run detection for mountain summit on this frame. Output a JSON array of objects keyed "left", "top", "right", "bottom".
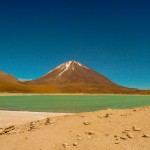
[{"left": 29, "top": 60, "right": 117, "bottom": 86}]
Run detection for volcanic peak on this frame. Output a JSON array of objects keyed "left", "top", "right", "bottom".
[{"left": 43, "top": 60, "right": 89, "bottom": 78}]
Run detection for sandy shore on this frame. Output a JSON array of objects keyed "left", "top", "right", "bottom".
[
  {"left": 0, "top": 93, "right": 150, "bottom": 96},
  {"left": 0, "top": 110, "right": 72, "bottom": 127},
  {"left": 0, "top": 106, "right": 150, "bottom": 150}
]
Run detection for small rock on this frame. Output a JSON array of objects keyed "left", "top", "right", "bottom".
[
  {"left": 28, "top": 122, "right": 37, "bottom": 131},
  {"left": 31, "top": 122, "right": 36, "bottom": 127},
  {"left": 77, "top": 134, "right": 82, "bottom": 137},
  {"left": 62, "top": 143, "right": 69, "bottom": 148},
  {"left": 116, "top": 137, "right": 120, "bottom": 140},
  {"left": 73, "top": 142, "right": 77, "bottom": 146},
  {"left": 104, "top": 113, "right": 110, "bottom": 118},
  {"left": 7, "top": 130, "right": 17, "bottom": 134},
  {"left": 4, "top": 125, "right": 15, "bottom": 133},
  {"left": 114, "top": 135, "right": 119, "bottom": 138},
  {"left": 142, "top": 134, "right": 150, "bottom": 138},
  {"left": 127, "top": 133, "right": 134, "bottom": 138},
  {"left": 45, "top": 118, "right": 50, "bottom": 125},
  {"left": 122, "top": 131, "right": 127, "bottom": 133},
  {"left": 115, "top": 142, "right": 119, "bottom": 144},
  {"left": 125, "top": 129, "right": 130, "bottom": 131},
  {"left": 87, "top": 131, "right": 94, "bottom": 135},
  {"left": 77, "top": 137, "right": 82, "bottom": 140},
  {"left": 83, "top": 122, "right": 90, "bottom": 125},
  {"left": 120, "top": 136, "right": 127, "bottom": 140},
  {"left": 133, "top": 126, "right": 141, "bottom": 131},
  {"left": 114, "top": 135, "right": 120, "bottom": 140},
  {"left": 45, "top": 118, "right": 55, "bottom": 125},
  {"left": 0, "top": 128, "right": 4, "bottom": 135}
]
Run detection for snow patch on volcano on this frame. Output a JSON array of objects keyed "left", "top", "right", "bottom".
[
  {"left": 58, "top": 61, "right": 72, "bottom": 77},
  {"left": 42, "top": 60, "right": 89, "bottom": 78}
]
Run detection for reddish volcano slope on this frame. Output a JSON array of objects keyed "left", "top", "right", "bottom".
[
  {"left": 26, "top": 61, "right": 140, "bottom": 94},
  {"left": 28, "top": 61, "right": 116, "bottom": 85}
]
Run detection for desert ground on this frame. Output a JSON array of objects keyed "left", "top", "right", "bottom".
[{"left": 0, "top": 106, "right": 150, "bottom": 150}]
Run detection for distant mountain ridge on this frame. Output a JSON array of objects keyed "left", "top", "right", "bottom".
[
  {"left": 0, "top": 71, "right": 19, "bottom": 83},
  {"left": 0, "top": 70, "right": 32, "bottom": 93}
]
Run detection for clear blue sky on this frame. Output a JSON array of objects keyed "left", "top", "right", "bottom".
[{"left": 0, "top": 0, "right": 150, "bottom": 89}]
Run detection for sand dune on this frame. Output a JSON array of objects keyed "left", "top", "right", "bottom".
[{"left": 0, "top": 107, "right": 150, "bottom": 150}]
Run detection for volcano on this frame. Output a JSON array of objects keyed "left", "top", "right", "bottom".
[
  {"left": 26, "top": 61, "right": 140, "bottom": 93},
  {"left": 28, "top": 61, "right": 117, "bottom": 85}
]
